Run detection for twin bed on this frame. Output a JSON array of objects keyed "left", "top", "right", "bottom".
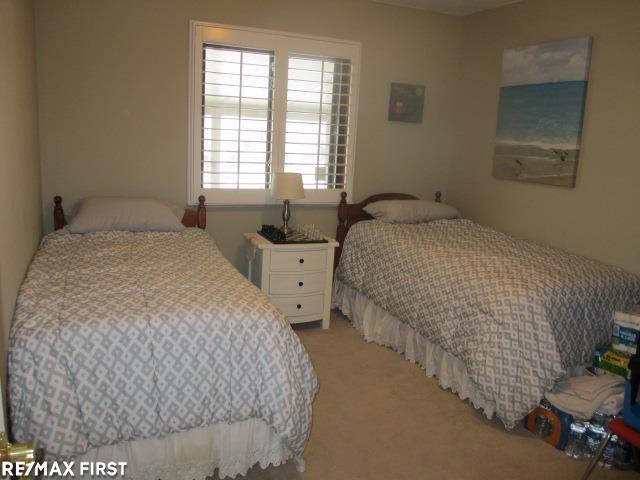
[
  {"left": 332, "top": 192, "right": 640, "bottom": 427},
  {"left": 9, "top": 196, "right": 317, "bottom": 479},
  {"left": 8, "top": 191, "right": 640, "bottom": 479}
]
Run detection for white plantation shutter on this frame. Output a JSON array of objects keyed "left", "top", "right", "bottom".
[
  {"left": 202, "top": 46, "right": 274, "bottom": 189},
  {"left": 285, "top": 56, "right": 352, "bottom": 190},
  {"left": 189, "top": 22, "right": 360, "bottom": 205}
]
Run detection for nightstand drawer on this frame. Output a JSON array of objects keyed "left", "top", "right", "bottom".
[
  {"left": 270, "top": 250, "right": 327, "bottom": 272},
  {"left": 269, "top": 272, "right": 325, "bottom": 295},
  {"left": 271, "top": 294, "right": 324, "bottom": 317}
]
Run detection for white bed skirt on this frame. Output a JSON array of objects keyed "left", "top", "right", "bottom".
[
  {"left": 333, "top": 279, "right": 497, "bottom": 419},
  {"left": 64, "top": 418, "right": 300, "bottom": 480}
]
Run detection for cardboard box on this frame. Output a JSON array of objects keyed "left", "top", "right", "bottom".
[
  {"left": 593, "top": 348, "right": 630, "bottom": 378},
  {"left": 612, "top": 307, "right": 640, "bottom": 355}
]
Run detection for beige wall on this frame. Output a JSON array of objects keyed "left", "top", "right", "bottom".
[
  {"left": 0, "top": 0, "right": 42, "bottom": 407},
  {"left": 449, "top": 0, "right": 640, "bottom": 273},
  {"left": 35, "top": 0, "right": 639, "bottom": 275},
  {"left": 35, "top": 0, "right": 463, "bottom": 271}
]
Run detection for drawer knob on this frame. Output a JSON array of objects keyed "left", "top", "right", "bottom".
[
  {"left": 299, "top": 258, "right": 304, "bottom": 264},
  {"left": 296, "top": 304, "right": 302, "bottom": 309},
  {"left": 298, "top": 281, "right": 304, "bottom": 287}
]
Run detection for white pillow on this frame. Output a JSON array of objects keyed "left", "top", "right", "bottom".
[
  {"left": 363, "top": 199, "right": 460, "bottom": 224},
  {"left": 68, "top": 197, "right": 185, "bottom": 233}
]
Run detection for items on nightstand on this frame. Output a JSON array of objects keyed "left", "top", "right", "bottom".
[
  {"left": 245, "top": 232, "right": 338, "bottom": 329},
  {"left": 298, "top": 224, "right": 324, "bottom": 241},
  {"left": 258, "top": 224, "right": 328, "bottom": 244}
]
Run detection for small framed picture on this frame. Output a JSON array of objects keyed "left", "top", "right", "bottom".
[{"left": 388, "top": 83, "right": 426, "bottom": 123}]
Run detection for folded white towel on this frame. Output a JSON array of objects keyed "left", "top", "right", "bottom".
[
  {"left": 545, "top": 374, "right": 625, "bottom": 420},
  {"left": 599, "top": 391, "right": 625, "bottom": 416},
  {"left": 553, "top": 374, "right": 624, "bottom": 400}
]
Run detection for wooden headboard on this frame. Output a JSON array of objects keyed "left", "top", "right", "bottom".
[
  {"left": 334, "top": 191, "right": 442, "bottom": 270},
  {"left": 53, "top": 195, "right": 207, "bottom": 230}
]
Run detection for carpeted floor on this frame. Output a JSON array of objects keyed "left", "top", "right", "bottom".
[{"left": 239, "top": 311, "right": 634, "bottom": 480}]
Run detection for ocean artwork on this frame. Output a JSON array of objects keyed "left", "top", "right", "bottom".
[{"left": 493, "top": 37, "right": 592, "bottom": 187}]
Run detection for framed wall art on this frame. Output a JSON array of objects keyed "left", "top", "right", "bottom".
[
  {"left": 493, "top": 37, "right": 592, "bottom": 188},
  {"left": 388, "top": 83, "right": 425, "bottom": 123}
]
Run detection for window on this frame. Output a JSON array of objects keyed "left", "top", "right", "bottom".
[
  {"left": 285, "top": 56, "right": 351, "bottom": 191},
  {"left": 189, "top": 22, "right": 360, "bottom": 205},
  {"left": 202, "top": 46, "right": 274, "bottom": 190}
]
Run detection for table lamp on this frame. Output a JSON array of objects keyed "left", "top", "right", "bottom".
[{"left": 271, "top": 172, "right": 305, "bottom": 236}]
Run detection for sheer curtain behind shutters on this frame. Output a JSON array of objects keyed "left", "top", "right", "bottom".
[
  {"left": 284, "top": 55, "right": 352, "bottom": 190},
  {"left": 201, "top": 45, "right": 275, "bottom": 189}
]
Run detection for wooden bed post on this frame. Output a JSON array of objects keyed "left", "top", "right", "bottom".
[
  {"left": 334, "top": 192, "right": 348, "bottom": 270},
  {"left": 53, "top": 196, "right": 67, "bottom": 230},
  {"left": 197, "top": 195, "right": 206, "bottom": 229}
]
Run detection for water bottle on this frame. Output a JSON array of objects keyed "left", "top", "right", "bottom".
[
  {"left": 585, "top": 412, "right": 607, "bottom": 458},
  {"left": 565, "top": 420, "right": 588, "bottom": 459},
  {"left": 600, "top": 434, "right": 618, "bottom": 469}
]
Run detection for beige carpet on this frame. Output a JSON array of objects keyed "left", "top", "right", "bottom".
[{"left": 238, "top": 311, "right": 634, "bottom": 480}]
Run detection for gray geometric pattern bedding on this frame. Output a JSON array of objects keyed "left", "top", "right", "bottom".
[
  {"left": 336, "top": 219, "right": 640, "bottom": 427},
  {"left": 9, "top": 229, "right": 318, "bottom": 460}
]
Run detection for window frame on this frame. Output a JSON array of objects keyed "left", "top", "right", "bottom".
[{"left": 188, "top": 21, "right": 361, "bottom": 206}]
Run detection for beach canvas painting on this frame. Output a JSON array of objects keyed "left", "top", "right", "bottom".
[{"left": 493, "top": 37, "right": 592, "bottom": 187}]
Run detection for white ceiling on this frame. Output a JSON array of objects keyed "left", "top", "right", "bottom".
[{"left": 373, "top": 0, "right": 522, "bottom": 16}]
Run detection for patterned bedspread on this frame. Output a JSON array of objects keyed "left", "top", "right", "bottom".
[
  {"left": 336, "top": 219, "right": 640, "bottom": 427},
  {"left": 9, "top": 229, "right": 318, "bottom": 459}
]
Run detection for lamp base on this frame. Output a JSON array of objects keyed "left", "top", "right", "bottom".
[{"left": 280, "top": 199, "right": 291, "bottom": 236}]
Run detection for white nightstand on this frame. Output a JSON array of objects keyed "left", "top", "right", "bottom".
[{"left": 244, "top": 233, "right": 338, "bottom": 329}]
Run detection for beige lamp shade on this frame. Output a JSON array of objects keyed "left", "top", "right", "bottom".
[{"left": 271, "top": 172, "right": 305, "bottom": 200}]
